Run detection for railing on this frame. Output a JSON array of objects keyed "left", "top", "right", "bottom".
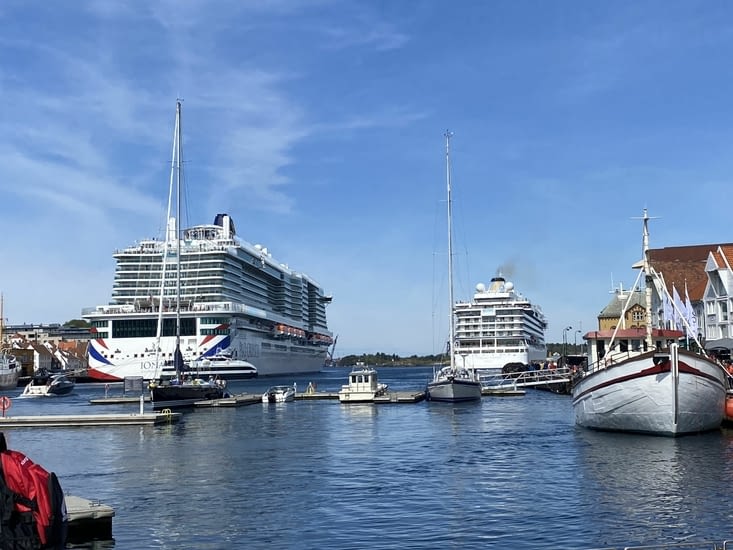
[
  {"left": 480, "top": 366, "right": 573, "bottom": 389},
  {"left": 584, "top": 348, "right": 670, "bottom": 376}
]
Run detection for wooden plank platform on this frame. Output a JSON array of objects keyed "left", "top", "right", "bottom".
[
  {"left": 296, "top": 392, "right": 339, "bottom": 400},
  {"left": 0, "top": 412, "right": 181, "bottom": 427},
  {"left": 66, "top": 495, "right": 114, "bottom": 544},
  {"left": 89, "top": 395, "right": 151, "bottom": 404},
  {"left": 373, "top": 391, "right": 426, "bottom": 404},
  {"left": 194, "top": 393, "right": 262, "bottom": 407}
]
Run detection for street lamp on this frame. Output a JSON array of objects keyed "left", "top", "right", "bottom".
[
  {"left": 575, "top": 329, "right": 581, "bottom": 353},
  {"left": 563, "top": 326, "right": 572, "bottom": 363}
]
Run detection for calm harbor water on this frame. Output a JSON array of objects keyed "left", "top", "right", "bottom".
[{"left": 2, "top": 366, "right": 733, "bottom": 549}]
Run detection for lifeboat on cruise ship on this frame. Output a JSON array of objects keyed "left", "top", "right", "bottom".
[
  {"left": 309, "top": 333, "right": 333, "bottom": 346},
  {"left": 273, "top": 324, "right": 307, "bottom": 339}
]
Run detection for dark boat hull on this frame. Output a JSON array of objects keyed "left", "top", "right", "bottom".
[
  {"left": 151, "top": 383, "right": 227, "bottom": 409},
  {"left": 48, "top": 381, "right": 75, "bottom": 396}
]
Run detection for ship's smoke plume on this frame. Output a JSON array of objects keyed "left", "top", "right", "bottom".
[{"left": 495, "top": 262, "right": 516, "bottom": 278}]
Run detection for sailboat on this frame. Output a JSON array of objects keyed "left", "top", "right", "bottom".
[
  {"left": 572, "top": 209, "right": 728, "bottom": 435},
  {"left": 149, "top": 101, "right": 229, "bottom": 409},
  {"left": 426, "top": 131, "right": 483, "bottom": 403},
  {"left": 0, "top": 294, "right": 20, "bottom": 391}
]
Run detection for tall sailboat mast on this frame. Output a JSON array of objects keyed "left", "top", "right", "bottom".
[
  {"left": 445, "top": 130, "right": 456, "bottom": 373},
  {"left": 174, "top": 99, "right": 183, "bottom": 378}
]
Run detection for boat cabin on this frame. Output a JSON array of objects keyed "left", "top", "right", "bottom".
[
  {"left": 584, "top": 327, "right": 685, "bottom": 368},
  {"left": 338, "top": 366, "right": 388, "bottom": 403}
]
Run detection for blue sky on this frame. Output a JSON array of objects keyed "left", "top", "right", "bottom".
[{"left": 2, "top": 1, "right": 733, "bottom": 357}]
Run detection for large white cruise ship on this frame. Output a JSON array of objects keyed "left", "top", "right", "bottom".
[
  {"left": 453, "top": 276, "right": 547, "bottom": 373},
  {"left": 83, "top": 213, "right": 333, "bottom": 381}
]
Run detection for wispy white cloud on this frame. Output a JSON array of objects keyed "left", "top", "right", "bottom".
[
  {"left": 8, "top": 0, "right": 731, "bottom": 354},
  {"left": 316, "top": 19, "right": 410, "bottom": 52}
]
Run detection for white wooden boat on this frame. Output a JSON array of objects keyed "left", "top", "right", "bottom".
[{"left": 572, "top": 209, "right": 728, "bottom": 436}]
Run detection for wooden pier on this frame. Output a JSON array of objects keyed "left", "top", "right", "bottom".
[{"left": 0, "top": 412, "right": 181, "bottom": 427}]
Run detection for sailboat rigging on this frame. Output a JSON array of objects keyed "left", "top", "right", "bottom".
[
  {"left": 149, "top": 100, "right": 229, "bottom": 409},
  {"left": 426, "top": 131, "right": 482, "bottom": 402}
]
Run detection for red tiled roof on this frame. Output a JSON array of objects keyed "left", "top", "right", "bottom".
[
  {"left": 718, "top": 245, "right": 733, "bottom": 268},
  {"left": 648, "top": 243, "right": 733, "bottom": 301}
]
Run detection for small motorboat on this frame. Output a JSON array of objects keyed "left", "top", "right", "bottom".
[
  {"left": 21, "top": 370, "right": 75, "bottom": 398},
  {"left": 262, "top": 384, "right": 296, "bottom": 403}
]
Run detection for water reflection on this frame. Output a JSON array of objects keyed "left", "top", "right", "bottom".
[
  {"left": 5, "top": 373, "right": 733, "bottom": 548},
  {"left": 575, "top": 428, "right": 731, "bottom": 547}
]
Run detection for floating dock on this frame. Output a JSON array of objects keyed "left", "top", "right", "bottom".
[
  {"left": 89, "top": 395, "right": 151, "bottom": 405},
  {"left": 0, "top": 412, "right": 181, "bottom": 427},
  {"left": 194, "top": 393, "right": 262, "bottom": 408},
  {"left": 373, "top": 391, "right": 426, "bottom": 404},
  {"left": 296, "top": 392, "right": 338, "bottom": 400},
  {"left": 66, "top": 495, "right": 114, "bottom": 544}
]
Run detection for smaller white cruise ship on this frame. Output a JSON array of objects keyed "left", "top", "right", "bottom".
[{"left": 453, "top": 276, "right": 547, "bottom": 373}]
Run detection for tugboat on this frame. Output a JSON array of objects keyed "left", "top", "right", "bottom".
[{"left": 338, "top": 364, "right": 388, "bottom": 403}]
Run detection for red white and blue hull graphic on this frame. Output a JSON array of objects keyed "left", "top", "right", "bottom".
[
  {"left": 572, "top": 345, "right": 727, "bottom": 436},
  {"left": 87, "top": 330, "right": 326, "bottom": 382}
]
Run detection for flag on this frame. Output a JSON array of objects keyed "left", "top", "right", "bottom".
[
  {"left": 662, "top": 289, "right": 673, "bottom": 329},
  {"left": 672, "top": 284, "right": 686, "bottom": 331},
  {"left": 684, "top": 282, "right": 698, "bottom": 338}
]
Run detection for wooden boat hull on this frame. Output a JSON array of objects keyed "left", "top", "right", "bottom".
[{"left": 572, "top": 348, "right": 727, "bottom": 436}]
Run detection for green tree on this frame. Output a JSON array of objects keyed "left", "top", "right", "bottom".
[{"left": 64, "top": 319, "right": 91, "bottom": 328}]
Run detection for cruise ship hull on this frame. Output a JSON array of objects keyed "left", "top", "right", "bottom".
[{"left": 87, "top": 331, "right": 327, "bottom": 381}]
